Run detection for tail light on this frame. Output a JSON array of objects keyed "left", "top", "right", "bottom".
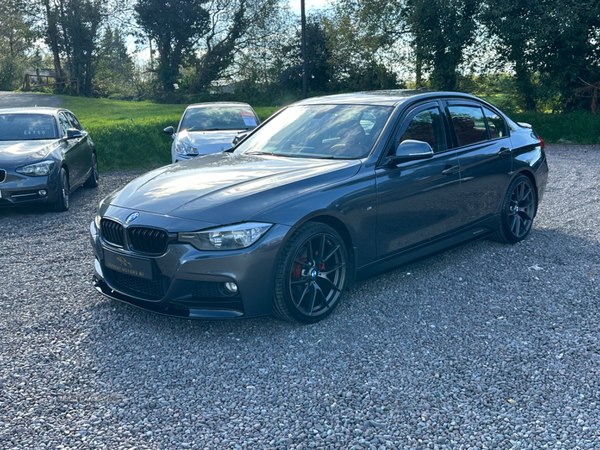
[{"left": 538, "top": 136, "right": 545, "bottom": 150}]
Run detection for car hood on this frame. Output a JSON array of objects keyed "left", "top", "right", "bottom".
[
  {"left": 0, "top": 140, "right": 57, "bottom": 165},
  {"left": 178, "top": 129, "right": 246, "bottom": 154},
  {"left": 106, "top": 152, "right": 362, "bottom": 225}
]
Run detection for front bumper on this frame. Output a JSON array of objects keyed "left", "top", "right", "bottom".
[
  {"left": 90, "top": 218, "right": 291, "bottom": 319},
  {"left": 0, "top": 169, "right": 59, "bottom": 206}
]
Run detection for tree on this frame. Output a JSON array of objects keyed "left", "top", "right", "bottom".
[
  {"left": 93, "top": 27, "right": 135, "bottom": 97},
  {"left": 481, "top": 0, "right": 544, "bottom": 110},
  {"left": 406, "top": 0, "right": 479, "bottom": 91},
  {"left": 188, "top": 0, "right": 281, "bottom": 93},
  {"left": 135, "top": 0, "right": 210, "bottom": 91},
  {"left": 0, "top": 0, "right": 32, "bottom": 90}
]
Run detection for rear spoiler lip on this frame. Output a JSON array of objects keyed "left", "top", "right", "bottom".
[{"left": 517, "top": 122, "right": 532, "bottom": 129}]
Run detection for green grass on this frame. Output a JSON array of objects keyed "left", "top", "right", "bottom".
[{"left": 58, "top": 96, "right": 280, "bottom": 172}]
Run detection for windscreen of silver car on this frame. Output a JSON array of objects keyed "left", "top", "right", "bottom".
[{"left": 180, "top": 107, "right": 257, "bottom": 132}]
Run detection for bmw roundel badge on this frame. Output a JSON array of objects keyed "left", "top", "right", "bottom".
[{"left": 126, "top": 212, "right": 140, "bottom": 224}]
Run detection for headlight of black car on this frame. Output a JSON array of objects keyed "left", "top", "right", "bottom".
[
  {"left": 178, "top": 222, "right": 272, "bottom": 250},
  {"left": 15, "top": 160, "right": 55, "bottom": 176}
]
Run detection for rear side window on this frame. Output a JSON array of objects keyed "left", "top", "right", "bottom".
[
  {"left": 399, "top": 107, "right": 446, "bottom": 153},
  {"left": 66, "top": 112, "right": 82, "bottom": 130},
  {"left": 482, "top": 107, "right": 507, "bottom": 138},
  {"left": 448, "top": 105, "right": 488, "bottom": 147}
]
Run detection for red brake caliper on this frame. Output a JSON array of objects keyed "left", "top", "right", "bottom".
[{"left": 293, "top": 258, "right": 307, "bottom": 280}]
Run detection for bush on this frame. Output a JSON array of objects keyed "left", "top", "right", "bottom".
[{"left": 511, "top": 111, "right": 600, "bottom": 144}]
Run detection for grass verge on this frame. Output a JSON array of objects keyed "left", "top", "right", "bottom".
[{"left": 58, "top": 96, "right": 279, "bottom": 172}]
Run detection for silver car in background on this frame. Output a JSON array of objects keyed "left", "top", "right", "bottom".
[{"left": 163, "top": 102, "right": 260, "bottom": 163}]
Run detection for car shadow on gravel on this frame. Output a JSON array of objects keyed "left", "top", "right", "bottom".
[{"left": 82, "top": 226, "right": 599, "bottom": 344}]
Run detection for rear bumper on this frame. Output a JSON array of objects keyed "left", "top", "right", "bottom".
[{"left": 90, "top": 220, "right": 291, "bottom": 319}]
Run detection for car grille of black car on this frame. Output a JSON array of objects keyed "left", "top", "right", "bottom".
[
  {"left": 0, "top": 170, "right": 5, "bottom": 183},
  {"left": 101, "top": 219, "right": 125, "bottom": 247},
  {"left": 128, "top": 227, "right": 169, "bottom": 254},
  {"left": 111, "top": 270, "right": 165, "bottom": 299},
  {"left": 100, "top": 219, "right": 168, "bottom": 255}
]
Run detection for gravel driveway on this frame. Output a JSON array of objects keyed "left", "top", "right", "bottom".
[{"left": 1, "top": 145, "right": 599, "bottom": 449}]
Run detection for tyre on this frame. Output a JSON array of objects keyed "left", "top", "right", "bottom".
[
  {"left": 49, "top": 168, "right": 69, "bottom": 212},
  {"left": 491, "top": 174, "right": 537, "bottom": 244},
  {"left": 83, "top": 153, "right": 99, "bottom": 188},
  {"left": 273, "top": 222, "right": 348, "bottom": 323}
]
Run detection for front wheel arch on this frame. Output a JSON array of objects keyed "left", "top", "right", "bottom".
[{"left": 272, "top": 221, "right": 350, "bottom": 323}]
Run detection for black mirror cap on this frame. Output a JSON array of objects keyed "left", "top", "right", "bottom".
[
  {"left": 163, "top": 126, "right": 175, "bottom": 136},
  {"left": 232, "top": 131, "right": 250, "bottom": 147},
  {"left": 66, "top": 128, "right": 83, "bottom": 139}
]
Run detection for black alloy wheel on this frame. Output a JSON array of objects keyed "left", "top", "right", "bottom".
[
  {"left": 492, "top": 175, "right": 537, "bottom": 243},
  {"left": 273, "top": 222, "right": 348, "bottom": 323},
  {"left": 50, "top": 167, "right": 70, "bottom": 212},
  {"left": 84, "top": 152, "right": 99, "bottom": 188}
]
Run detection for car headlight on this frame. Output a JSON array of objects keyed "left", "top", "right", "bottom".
[
  {"left": 178, "top": 222, "right": 272, "bottom": 250},
  {"left": 15, "top": 160, "right": 55, "bottom": 176},
  {"left": 175, "top": 141, "right": 199, "bottom": 156}
]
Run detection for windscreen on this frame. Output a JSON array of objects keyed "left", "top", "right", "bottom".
[
  {"left": 180, "top": 106, "right": 258, "bottom": 132},
  {"left": 236, "top": 104, "right": 393, "bottom": 159},
  {"left": 0, "top": 113, "right": 58, "bottom": 140}
]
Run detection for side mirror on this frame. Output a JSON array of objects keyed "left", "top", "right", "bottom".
[
  {"left": 389, "top": 139, "right": 434, "bottom": 165},
  {"left": 66, "top": 128, "right": 83, "bottom": 139},
  {"left": 232, "top": 130, "right": 250, "bottom": 147},
  {"left": 163, "top": 126, "right": 175, "bottom": 136}
]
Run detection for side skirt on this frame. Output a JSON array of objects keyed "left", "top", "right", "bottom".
[{"left": 356, "top": 222, "right": 497, "bottom": 281}]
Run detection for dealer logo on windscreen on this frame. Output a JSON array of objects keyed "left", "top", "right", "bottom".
[{"left": 125, "top": 212, "right": 139, "bottom": 224}]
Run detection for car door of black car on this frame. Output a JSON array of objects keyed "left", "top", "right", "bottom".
[
  {"left": 444, "top": 101, "right": 512, "bottom": 225},
  {"left": 375, "top": 102, "right": 464, "bottom": 259}
]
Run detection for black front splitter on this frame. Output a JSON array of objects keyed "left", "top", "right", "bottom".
[{"left": 92, "top": 277, "right": 245, "bottom": 319}]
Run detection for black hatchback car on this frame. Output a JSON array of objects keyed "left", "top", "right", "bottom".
[
  {"left": 90, "top": 90, "right": 548, "bottom": 323},
  {"left": 0, "top": 107, "right": 98, "bottom": 211}
]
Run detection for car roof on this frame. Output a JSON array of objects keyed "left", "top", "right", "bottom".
[
  {"left": 293, "top": 90, "right": 485, "bottom": 107},
  {"left": 186, "top": 102, "right": 253, "bottom": 109},
  {"left": 0, "top": 107, "right": 66, "bottom": 115}
]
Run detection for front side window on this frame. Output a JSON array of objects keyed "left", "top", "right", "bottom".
[
  {"left": 482, "top": 107, "right": 507, "bottom": 139},
  {"left": 180, "top": 106, "right": 259, "bottom": 132},
  {"left": 236, "top": 104, "right": 393, "bottom": 159},
  {"left": 0, "top": 113, "right": 58, "bottom": 141},
  {"left": 448, "top": 105, "right": 488, "bottom": 147},
  {"left": 398, "top": 107, "right": 446, "bottom": 153},
  {"left": 58, "top": 112, "right": 70, "bottom": 136}
]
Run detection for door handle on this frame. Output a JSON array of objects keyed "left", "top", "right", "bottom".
[
  {"left": 442, "top": 165, "right": 459, "bottom": 175},
  {"left": 497, "top": 147, "right": 511, "bottom": 157}
]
